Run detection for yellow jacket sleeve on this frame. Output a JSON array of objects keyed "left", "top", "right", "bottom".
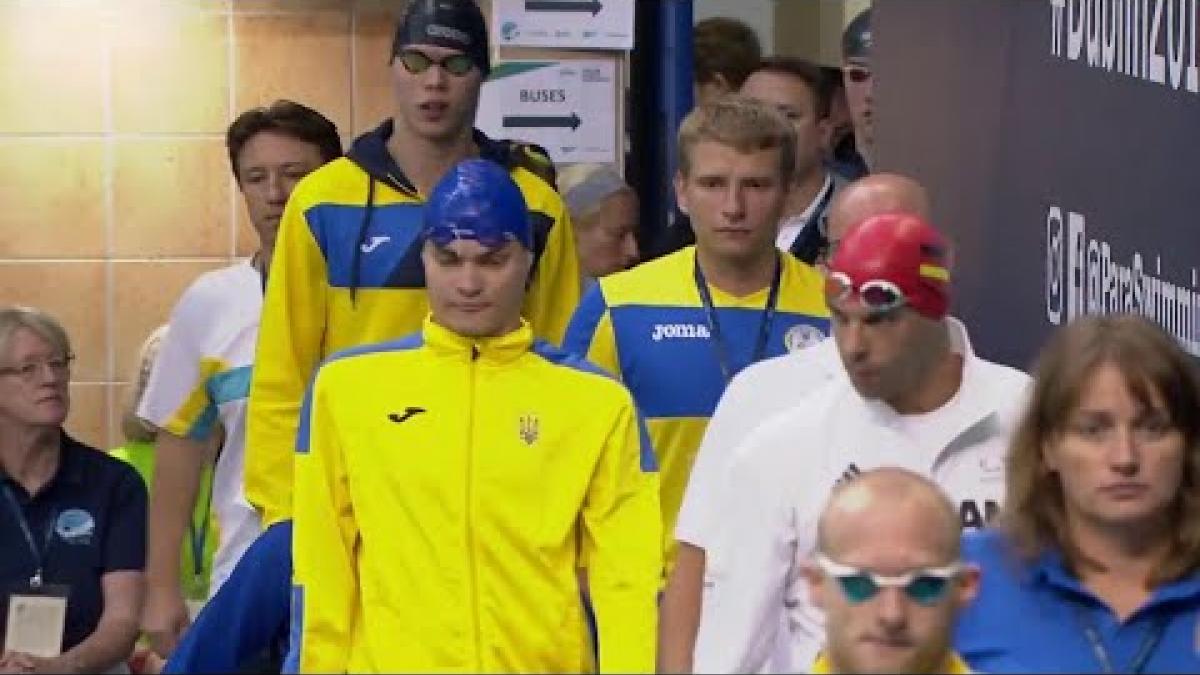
[
  {"left": 561, "top": 284, "right": 620, "bottom": 377},
  {"left": 245, "top": 188, "right": 328, "bottom": 526},
  {"left": 290, "top": 367, "right": 359, "bottom": 674},
  {"left": 521, "top": 187, "right": 581, "bottom": 346},
  {"left": 582, "top": 400, "right": 662, "bottom": 674}
]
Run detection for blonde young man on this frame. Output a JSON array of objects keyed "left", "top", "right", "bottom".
[
  {"left": 289, "top": 160, "right": 659, "bottom": 673},
  {"left": 244, "top": 0, "right": 580, "bottom": 528},
  {"left": 659, "top": 173, "right": 933, "bottom": 672},
  {"left": 562, "top": 98, "right": 830, "bottom": 579}
]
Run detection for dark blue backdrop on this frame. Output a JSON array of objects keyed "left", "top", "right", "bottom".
[{"left": 874, "top": 0, "right": 1200, "bottom": 369}]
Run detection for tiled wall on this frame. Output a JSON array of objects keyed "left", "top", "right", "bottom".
[{"left": 0, "top": 0, "right": 413, "bottom": 449}]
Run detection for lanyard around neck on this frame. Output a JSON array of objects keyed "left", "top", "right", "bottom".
[
  {"left": 2, "top": 483, "right": 57, "bottom": 587},
  {"left": 1076, "top": 606, "right": 1167, "bottom": 674},
  {"left": 693, "top": 254, "right": 783, "bottom": 384}
]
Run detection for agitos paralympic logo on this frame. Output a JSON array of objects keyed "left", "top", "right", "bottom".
[{"left": 1045, "top": 205, "right": 1200, "bottom": 355}]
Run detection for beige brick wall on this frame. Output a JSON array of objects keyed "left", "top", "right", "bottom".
[{"left": 0, "top": 0, "right": 412, "bottom": 448}]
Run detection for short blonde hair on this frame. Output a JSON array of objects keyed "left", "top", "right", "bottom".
[
  {"left": 676, "top": 96, "right": 796, "bottom": 183},
  {"left": 1001, "top": 314, "right": 1200, "bottom": 584},
  {"left": 0, "top": 305, "right": 72, "bottom": 363}
]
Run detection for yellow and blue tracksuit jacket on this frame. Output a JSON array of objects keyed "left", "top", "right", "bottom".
[
  {"left": 245, "top": 121, "right": 581, "bottom": 526},
  {"left": 562, "top": 246, "right": 830, "bottom": 570},
  {"left": 288, "top": 318, "right": 661, "bottom": 674}
]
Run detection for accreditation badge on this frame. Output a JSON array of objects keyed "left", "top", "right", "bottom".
[{"left": 3, "top": 582, "right": 68, "bottom": 657}]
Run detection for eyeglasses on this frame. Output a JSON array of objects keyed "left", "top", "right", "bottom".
[
  {"left": 814, "top": 553, "right": 961, "bottom": 606},
  {"left": 0, "top": 354, "right": 75, "bottom": 383},
  {"left": 825, "top": 271, "right": 907, "bottom": 314},
  {"left": 396, "top": 49, "right": 476, "bottom": 77},
  {"left": 844, "top": 65, "right": 872, "bottom": 84}
]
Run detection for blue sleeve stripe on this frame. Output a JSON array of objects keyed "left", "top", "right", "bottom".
[
  {"left": 529, "top": 340, "right": 612, "bottom": 380},
  {"left": 295, "top": 383, "right": 315, "bottom": 455},
  {"left": 637, "top": 414, "right": 658, "bottom": 473},
  {"left": 207, "top": 365, "right": 253, "bottom": 405},
  {"left": 324, "top": 331, "right": 424, "bottom": 363},
  {"left": 296, "top": 332, "right": 424, "bottom": 455},
  {"left": 185, "top": 405, "right": 219, "bottom": 442},
  {"left": 529, "top": 340, "right": 657, "bottom": 473},
  {"left": 561, "top": 283, "right": 610, "bottom": 357},
  {"left": 281, "top": 584, "right": 304, "bottom": 674}
]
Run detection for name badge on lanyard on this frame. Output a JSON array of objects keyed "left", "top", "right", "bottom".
[
  {"left": 5, "top": 581, "right": 68, "bottom": 657},
  {"left": 2, "top": 484, "right": 68, "bottom": 656}
]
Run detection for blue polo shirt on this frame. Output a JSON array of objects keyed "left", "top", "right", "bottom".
[
  {"left": 0, "top": 432, "right": 147, "bottom": 653},
  {"left": 955, "top": 528, "right": 1200, "bottom": 673}
]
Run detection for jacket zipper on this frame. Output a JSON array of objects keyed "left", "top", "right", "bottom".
[{"left": 466, "top": 345, "right": 483, "bottom": 669}]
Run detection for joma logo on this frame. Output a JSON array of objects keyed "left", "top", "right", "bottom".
[{"left": 651, "top": 323, "right": 711, "bottom": 342}]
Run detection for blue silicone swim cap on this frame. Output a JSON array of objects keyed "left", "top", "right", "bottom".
[{"left": 422, "top": 159, "right": 532, "bottom": 250}]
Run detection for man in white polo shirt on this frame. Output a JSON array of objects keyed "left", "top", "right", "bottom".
[
  {"left": 659, "top": 172, "right": 935, "bottom": 672},
  {"left": 690, "top": 212, "right": 1030, "bottom": 673}
]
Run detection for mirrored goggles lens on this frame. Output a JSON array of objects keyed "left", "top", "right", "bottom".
[
  {"left": 834, "top": 573, "right": 952, "bottom": 606},
  {"left": 397, "top": 50, "right": 475, "bottom": 76},
  {"left": 824, "top": 272, "right": 907, "bottom": 313},
  {"left": 817, "top": 554, "right": 960, "bottom": 607}
]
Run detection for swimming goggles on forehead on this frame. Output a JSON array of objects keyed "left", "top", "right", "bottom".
[
  {"left": 824, "top": 271, "right": 908, "bottom": 314},
  {"left": 814, "top": 553, "right": 962, "bottom": 606}
]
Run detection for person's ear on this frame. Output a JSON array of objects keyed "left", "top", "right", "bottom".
[
  {"left": 802, "top": 558, "right": 828, "bottom": 613},
  {"left": 674, "top": 171, "right": 690, "bottom": 216},
  {"left": 712, "top": 72, "right": 733, "bottom": 96},
  {"left": 955, "top": 564, "right": 982, "bottom": 608},
  {"left": 817, "top": 115, "right": 834, "bottom": 155}
]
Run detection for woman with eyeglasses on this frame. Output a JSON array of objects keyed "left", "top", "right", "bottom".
[
  {"left": 955, "top": 314, "right": 1200, "bottom": 673},
  {"left": 0, "top": 306, "right": 146, "bottom": 674}
]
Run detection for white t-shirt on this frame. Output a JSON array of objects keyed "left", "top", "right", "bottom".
[
  {"left": 138, "top": 260, "right": 263, "bottom": 594},
  {"left": 675, "top": 317, "right": 974, "bottom": 550},
  {"left": 776, "top": 175, "right": 834, "bottom": 251},
  {"left": 690, "top": 322, "right": 1030, "bottom": 673}
]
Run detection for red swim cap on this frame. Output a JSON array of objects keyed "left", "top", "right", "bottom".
[{"left": 827, "top": 212, "right": 951, "bottom": 319}]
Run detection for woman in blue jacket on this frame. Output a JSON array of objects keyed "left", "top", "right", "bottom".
[{"left": 956, "top": 314, "right": 1200, "bottom": 673}]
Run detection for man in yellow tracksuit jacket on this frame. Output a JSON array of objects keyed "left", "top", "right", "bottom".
[
  {"left": 246, "top": 0, "right": 581, "bottom": 527},
  {"left": 287, "top": 159, "right": 661, "bottom": 673}
]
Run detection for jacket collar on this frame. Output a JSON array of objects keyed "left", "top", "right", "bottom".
[
  {"left": 422, "top": 315, "right": 533, "bottom": 365},
  {"left": 1031, "top": 546, "right": 1200, "bottom": 612},
  {"left": 346, "top": 119, "right": 510, "bottom": 194}
]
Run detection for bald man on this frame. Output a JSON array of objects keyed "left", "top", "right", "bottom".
[
  {"left": 805, "top": 468, "right": 978, "bottom": 674},
  {"left": 659, "top": 173, "right": 932, "bottom": 672},
  {"left": 678, "top": 203, "right": 1029, "bottom": 673}
]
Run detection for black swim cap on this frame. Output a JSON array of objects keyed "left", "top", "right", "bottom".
[{"left": 392, "top": 0, "right": 490, "bottom": 76}]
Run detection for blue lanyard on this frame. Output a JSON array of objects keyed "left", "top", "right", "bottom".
[
  {"left": 1076, "top": 607, "right": 1167, "bottom": 674},
  {"left": 2, "top": 483, "right": 56, "bottom": 587},
  {"left": 693, "top": 254, "right": 782, "bottom": 383}
]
